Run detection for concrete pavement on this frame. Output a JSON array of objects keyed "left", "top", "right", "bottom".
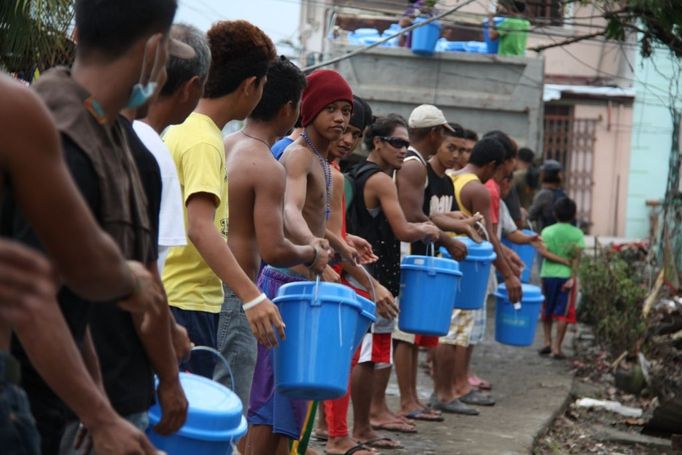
[{"left": 312, "top": 300, "right": 575, "bottom": 454}]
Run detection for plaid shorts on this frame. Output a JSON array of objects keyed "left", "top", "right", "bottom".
[
  {"left": 469, "top": 299, "right": 487, "bottom": 345},
  {"left": 439, "top": 309, "right": 474, "bottom": 347}
]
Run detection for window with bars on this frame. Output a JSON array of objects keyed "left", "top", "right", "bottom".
[{"left": 525, "top": 0, "right": 565, "bottom": 26}]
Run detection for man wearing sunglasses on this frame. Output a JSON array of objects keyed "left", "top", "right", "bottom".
[{"left": 393, "top": 104, "right": 469, "bottom": 423}]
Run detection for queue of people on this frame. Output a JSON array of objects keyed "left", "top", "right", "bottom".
[{"left": 0, "top": 1, "right": 583, "bottom": 454}]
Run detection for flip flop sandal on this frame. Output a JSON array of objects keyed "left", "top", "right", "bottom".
[
  {"left": 469, "top": 375, "right": 492, "bottom": 390},
  {"left": 325, "top": 443, "right": 376, "bottom": 455},
  {"left": 550, "top": 353, "right": 567, "bottom": 360},
  {"left": 538, "top": 346, "right": 552, "bottom": 355},
  {"left": 403, "top": 409, "right": 445, "bottom": 422},
  {"left": 371, "top": 421, "right": 418, "bottom": 433},
  {"left": 313, "top": 431, "right": 329, "bottom": 442},
  {"left": 431, "top": 398, "right": 480, "bottom": 416},
  {"left": 361, "top": 437, "right": 404, "bottom": 450},
  {"left": 460, "top": 390, "right": 496, "bottom": 407}
]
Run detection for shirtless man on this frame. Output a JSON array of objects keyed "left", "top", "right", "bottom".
[
  {"left": 393, "top": 105, "right": 468, "bottom": 422},
  {"left": 0, "top": 74, "right": 162, "bottom": 454},
  {"left": 245, "top": 69, "right": 353, "bottom": 455},
  {"left": 220, "top": 57, "right": 331, "bottom": 421}
]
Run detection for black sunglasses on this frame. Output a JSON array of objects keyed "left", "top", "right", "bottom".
[{"left": 380, "top": 136, "right": 410, "bottom": 149}]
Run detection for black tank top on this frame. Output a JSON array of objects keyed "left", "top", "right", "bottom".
[
  {"left": 346, "top": 161, "right": 401, "bottom": 297},
  {"left": 410, "top": 156, "right": 457, "bottom": 256}
]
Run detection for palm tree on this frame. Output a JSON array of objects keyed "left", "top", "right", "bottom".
[{"left": 0, "top": 0, "right": 75, "bottom": 76}]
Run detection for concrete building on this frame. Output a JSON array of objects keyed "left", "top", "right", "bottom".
[
  {"left": 625, "top": 47, "right": 681, "bottom": 239},
  {"left": 298, "top": 0, "right": 648, "bottom": 236}
]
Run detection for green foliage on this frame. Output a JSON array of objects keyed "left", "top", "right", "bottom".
[
  {"left": 0, "top": 0, "right": 75, "bottom": 73},
  {"left": 578, "top": 247, "right": 648, "bottom": 356},
  {"left": 601, "top": 0, "right": 682, "bottom": 57}
]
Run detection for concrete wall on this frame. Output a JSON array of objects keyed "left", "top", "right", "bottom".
[
  {"left": 572, "top": 101, "right": 633, "bottom": 236},
  {"left": 329, "top": 44, "right": 545, "bottom": 152},
  {"left": 625, "top": 49, "right": 679, "bottom": 239}
]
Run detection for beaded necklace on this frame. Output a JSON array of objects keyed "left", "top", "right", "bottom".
[{"left": 301, "top": 130, "right": 332, "bottom": 220}]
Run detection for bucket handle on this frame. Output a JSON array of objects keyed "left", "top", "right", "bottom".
[
  {"left": 427, "top": 242, "right": 437, "bottom": 276},
  {"left": 190, "top": 345, "right": 236, "bottom": 392},
  {"left": 358, "top": 264, "right": 377, "bottom": 303},
  {"left": 475, "top": 221, "right": 490, "bottom": 243},
  {"left": 312, "top": 274, "right": 321, "bottom": 307}
]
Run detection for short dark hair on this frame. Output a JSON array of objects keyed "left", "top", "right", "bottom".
[
  {"left": 364, "top": 114, "right": 408, "bottom": 150},
  {"left": 204, "top": 20, "right": 276, "bottom": 99},
  {"left": 464, "top": 129, "right": 479, "bottom": 141},
  {"left": 554, "top": 197, "right": 576, "bottom": 222},
  {"left": 444, "top": 123, "right": 465, "bottom": 138},
  {"left": 75, "top": 0, "right": 177, "bottom": 59},
  {"left": 469, "top": 137, "right": 506, "bottom": 167},
  {"left": 483, "top": 130, "right": 517, "bottom": 161},
  {"left": 249, "top": 57, "right": 306, "bottom": 121},
  {"left": 161, "top": 24, "right": 211, "bottom": 97},
  {"left": 518, "top": 147, "right": 534, "bottom": 164}
]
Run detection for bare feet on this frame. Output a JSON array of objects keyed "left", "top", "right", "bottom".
[{"left": 325, "top": 436, "right": 377, "bottom": 455}]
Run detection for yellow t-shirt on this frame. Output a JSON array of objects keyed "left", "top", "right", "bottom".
[
  {"left": 451, "top": 173, "right": 480, "bottom": 217},
  {"left": 162, "top": 112, "right": 227, "bottom": 313}
]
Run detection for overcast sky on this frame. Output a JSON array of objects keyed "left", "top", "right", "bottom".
[{"left": 175, "top": 0, "right": 301, "bottom": 53}]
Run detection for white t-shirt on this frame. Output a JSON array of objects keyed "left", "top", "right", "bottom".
[{"left": 133, "top": 120, "right": 187, "bottom": 274}]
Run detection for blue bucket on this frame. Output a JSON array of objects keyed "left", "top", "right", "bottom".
[
  {"left": 502, "top": 229, "right": 537, "bottom": 283},
  {"left": 411, "top": 17, "right": 441, "bottom": 56},
  {"left": 482, "top": 17, "right": 504, "bottom": 54},
  {"left": 273, "top": 280, "right": 366, "bottom": 400},
  {"left": 494, "top": 283, "right": 545, "bottom": 346},
  {"left": 147, "top": 348, "right": 247, "bottom": 455},
  {"left": 441, "top": 239, "right": 496, "bottom": 310},
  {"left": 354, "top": 295, "right": 377, "bottom": 350},
  {"left": 399, "top": 253, "right": 462, "bottom": 336}
]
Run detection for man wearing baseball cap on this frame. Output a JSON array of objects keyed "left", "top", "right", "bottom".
[{"left": 391, "top": 104, "right": 468, "bottom": 422}]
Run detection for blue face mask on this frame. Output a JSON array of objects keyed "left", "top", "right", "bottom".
[
  {"left": 126, "top": 35, "right": 163, "bottom": 110},
  {"left": 125, "top": 81, "right": 158, "bottom": 109}
]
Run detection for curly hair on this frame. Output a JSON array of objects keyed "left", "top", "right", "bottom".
[
  {"left": 249, "top": 56, "right": 306, "bottom": 121},
  {"left": 203, "top": 20, "right": 276, "bottom": 99}
]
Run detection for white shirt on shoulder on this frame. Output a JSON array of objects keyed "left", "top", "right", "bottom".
[{"left": 133, "top": 120, "right": 187, "bottom": 274}]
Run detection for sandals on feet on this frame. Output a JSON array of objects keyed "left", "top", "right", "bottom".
[
  {"left": 371, "top": 421, "right": 417, "bottom": 433},
  {"left": 362, "top": 437, "right": 403, "bottom": 450},
  {"left": 403, "top": 408, "right": 444, "bottom": 422},
  {"left": 325, "top": 443, "right": 376, "bottom": 455},
  {"left": 538, "top": 346, "right": 552, "bottom": 356}
]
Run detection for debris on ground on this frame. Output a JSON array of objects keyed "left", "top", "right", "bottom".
[{"left": 575, "top": 398, "right": 643, "bottom": 418}]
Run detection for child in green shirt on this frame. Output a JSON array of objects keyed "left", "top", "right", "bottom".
[
  {"left": 488, "top": 0, "right": 530, "bottom": 56},
  {"left": 536, "top": 197, "right": 584, "bottom": 359}
]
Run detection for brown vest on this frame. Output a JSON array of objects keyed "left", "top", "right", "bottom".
[{"left": 33, "top": 67, "right": 153, "bottom": 263}]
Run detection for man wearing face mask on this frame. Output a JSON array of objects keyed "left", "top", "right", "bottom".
[{"left": 3, "top": 1, "right": 189, "bottom": 453}]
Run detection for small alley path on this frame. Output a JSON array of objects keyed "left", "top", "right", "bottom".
[{"left": 312, "top": 302, "right": 575, "bottom": 454}]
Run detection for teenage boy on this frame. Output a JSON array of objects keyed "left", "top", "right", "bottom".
[
  {"left": 528, "top": 159, "right": 567, "bottom": 232},
  {"left": 219, "top": 57, "right": 331, "bottom": 414},
  {"left": 346, "top": 115, "right": 440, "bottom": 442},
  {"left": 163, "top": 20, "right": 283, "bottom": 378},
  {"left": 0, "top": 73, "right": 164, "bottom": 454},
  {"left": 440, "top": 123, "right": 470, "bottom": 172},
  {"left": 135, "top": 23, "right": 211, "bottom": 273},
  {"left": 393, "top": 104, "right": 468, "bottom": 422},
  {"left": 433, "top": 137, "right": 521, "bottom": 414},
  {"left": 7, "top": 1, "right": 193, "bottom": 451},
  {"left": 245, "top": 69, "right": 352, "bottom": 455},
  {"left": 320, "top": 96, "right": 400, "bottom": 454},
  {"left": 536, "top": 197, "right": 583, "bottom": 359}
]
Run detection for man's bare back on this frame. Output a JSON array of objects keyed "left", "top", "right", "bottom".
[{"left": 225, "top": 133, "right": 288, "bottom": 280}]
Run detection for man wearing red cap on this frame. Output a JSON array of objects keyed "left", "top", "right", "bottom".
[{"left": 245, "top": 69, "right": 354, "bottom": 455}]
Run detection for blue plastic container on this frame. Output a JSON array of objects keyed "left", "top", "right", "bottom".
[
  {"left": 381, "top": 23, "right": 402, "bottom": 47},
  {"left": 441, "top": 239, "right": 496, "bottom": 310},
  {"left": 502, "top": 229, "right": 537, "bottom": 283},
  {"left": 436, "top": 39, "right": 467, "bottom": 53},
  {"left": 147, "top": 373, "right": 247, "bottom": 455},
  {"left": 411, "top": 17, "right": 441, "bottom": 56},
  {"left": 273, "top": 281, "right": 367, "bottom": 400},
  {"left": 399, "top": 254, "right": 462, "bottom": 336},
  {"left": 464, "top": 41, "right": 488, "bottom": 53},
  {"left": 354, "top": 295, "right": 378, "bottom": 350},
  {"left": 482, "top": 17, "right": 504, "bottom": 54},
  {"left": 494, "top": 283, "right": 545, "bottom": 346}
]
